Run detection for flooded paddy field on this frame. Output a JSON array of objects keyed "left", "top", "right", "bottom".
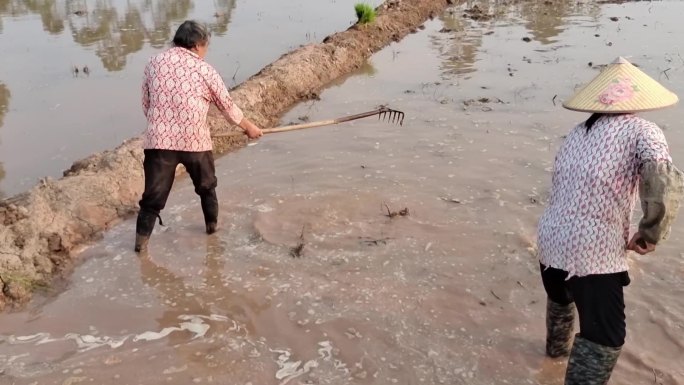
[
  {"left": 1, "top": 1, "right": 684, "bottom": 384},
  {"left": 0, "top": 0, "right": 381, "bottom": 197}
]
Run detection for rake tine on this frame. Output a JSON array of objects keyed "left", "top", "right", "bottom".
[
  {"left": 365, "top": 106, "right": 405, "bottom": 126},
  {"left": 387, "top": 109, "right": 403, "bottom": 126}
]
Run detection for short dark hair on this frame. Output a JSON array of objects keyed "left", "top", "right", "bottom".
[{"left": 173, "top": 20, "right": 211, "bottom": 49}]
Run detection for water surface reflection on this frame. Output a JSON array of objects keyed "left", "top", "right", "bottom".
[
  {"left": 1, "top": 2, "right": 684, "bottom": 384},
  {"left": 0, "top": 0, "right": 380, "bottom": 197},
  {"left": 435, "top": 1, "right": 602, "bottom": 79},
  {"left": 0, "top": 0, "right": 235, "bottom": 71}
]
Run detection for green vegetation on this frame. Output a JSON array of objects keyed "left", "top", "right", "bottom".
[
  {"left": 1, "top": 272, "right": 48, "bottom": 294},
  {"left": 355, "top": 3, "right": 376, "bottom": 25}
]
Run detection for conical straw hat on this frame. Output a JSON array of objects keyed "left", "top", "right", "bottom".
[{"left": 563, "top": 57, "right": 678, "bottom": 113}]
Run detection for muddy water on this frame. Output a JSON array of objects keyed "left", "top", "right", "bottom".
[
  {"left": 2, "top": 1, "right": 684, "bottom": 384},
  {"left": 0, "top": 0, "right": 381, "bottom": 198}
]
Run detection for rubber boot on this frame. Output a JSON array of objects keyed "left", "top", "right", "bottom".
[
  {"left": 201, "top": 190, "right": 219, "bottom": 234},
  {"left": 546, "top": 299, "right": 575, "bottom": 358},
  {"left": 565, "top": 335, "right": 621, "bottom": 385},
  {"left": 134, "top": 210, "right": 158, "bottom": 252}
]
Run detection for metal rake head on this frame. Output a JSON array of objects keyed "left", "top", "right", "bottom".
[{"left": 377, "top": 106, "right": 405, "bottom": 126}]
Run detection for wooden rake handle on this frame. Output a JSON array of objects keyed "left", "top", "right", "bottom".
[{"left": 211, "top": 106, "right": 404, "bottom": 138}]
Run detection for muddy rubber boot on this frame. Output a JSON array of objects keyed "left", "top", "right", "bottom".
[
  {"left": 564, "top": 335, "right": 621, "bottom": 385},
  {"left": 134, "top": 234, "right": 150, "bottom": 253},
  {"left": 546, "top": 299, "right": 575, "bottom": 358},
  {"left": 201, "top": 190, "right": 219, "bottom": 235},
  {"left": 134, "top": 210, "right": 158, "bottom": 253}
]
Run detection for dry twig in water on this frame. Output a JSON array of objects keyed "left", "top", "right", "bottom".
[
  {"left": 662, "top": 68, "right": 671, "bottom": 80},
  {"left": 383, "top": 203, "right": 410, "bottom": 218},
  {"left": 290, "top": 225, "right": 306, "bottom": 258}
]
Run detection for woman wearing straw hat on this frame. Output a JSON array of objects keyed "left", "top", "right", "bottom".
[{"left": 537, "top": 57, "right": 684, "bottom": 384}]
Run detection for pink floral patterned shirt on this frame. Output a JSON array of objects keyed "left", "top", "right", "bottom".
[
  {"left": 142, "top": 47, "right": 244, "bottom": 151},
  {"left": 537, "top": 114, "right": 671, "bottom": 277}
]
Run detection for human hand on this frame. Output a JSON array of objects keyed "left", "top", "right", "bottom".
[
  {"left": 244, "top": 125, "right": 263, "bottom": 139},
  {"left": 238, "top": 118, "right": 263, "bottom": 139},
  {"left": 627, "top": 232, "right": 656, "bottom": 255}
]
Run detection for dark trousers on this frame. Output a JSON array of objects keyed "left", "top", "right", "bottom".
[
  {"left": 540, "top": 264, "right": 630, "bottom": 348},
  {"left": 137, "top": 149, "right": 218, "bottom": 235}
]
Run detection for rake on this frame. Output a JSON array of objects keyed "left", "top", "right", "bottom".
[{"left": 211, "top": 106, "right": 405, "bottom": 138}]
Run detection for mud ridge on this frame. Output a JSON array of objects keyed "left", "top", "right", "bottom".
[{"left": 0, "top": 0, "right": 472, "bottom": 310}]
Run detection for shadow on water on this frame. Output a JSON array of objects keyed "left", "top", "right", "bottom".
[{"left": 138, "top": 235, "right": 271, "bottom": 346}]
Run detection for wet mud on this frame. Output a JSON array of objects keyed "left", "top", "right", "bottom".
[
  {"left": 0, "top": 0, "right": 460, "bottom": 309},
  {"left": 2, "top": 1, "right": 683, "bottom": 384}
]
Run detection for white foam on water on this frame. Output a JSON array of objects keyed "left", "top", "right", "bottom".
[
  {"left": 64, "top": 333, "right": 129, "bottom": 351},
  {"left": 133, "top": 327, "right": 178, "bottom": 342},
  {"left": 269, "top": 340, "right": 348, "bottom": 385},
  {"left": 1, "top": 314, "right": 233, "bottom": 353}
]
